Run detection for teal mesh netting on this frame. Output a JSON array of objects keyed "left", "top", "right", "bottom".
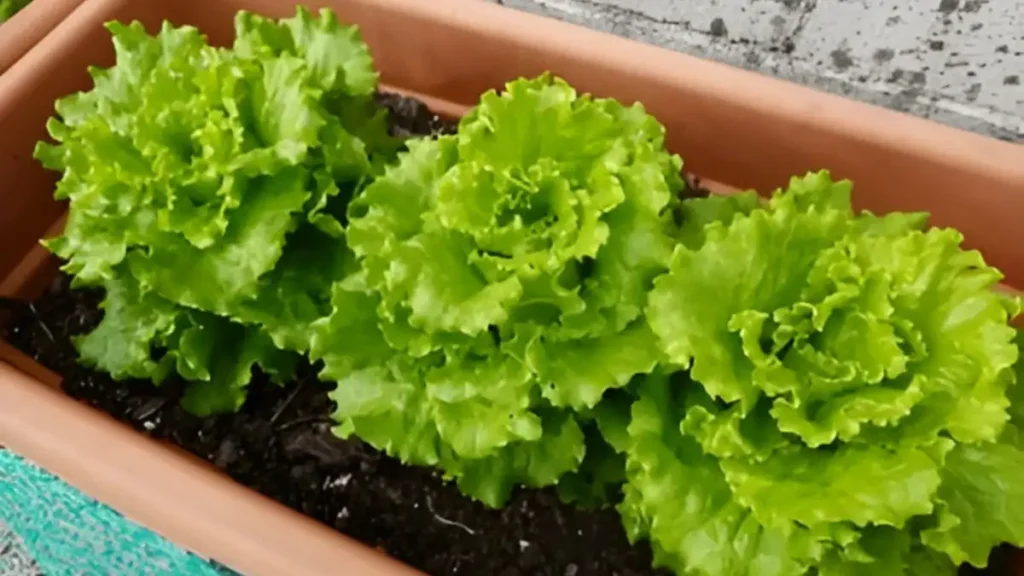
[{"left": 0, "top": 448, "right": 237, "bottom": 575}]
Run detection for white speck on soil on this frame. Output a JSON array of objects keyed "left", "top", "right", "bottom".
[{"left": 325, "top": 473, "right": 352, "bottom": 489}]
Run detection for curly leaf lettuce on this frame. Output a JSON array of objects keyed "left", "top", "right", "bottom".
[
  {"left": 313, "top": 74, "right": 689, "bottom": 505},
  {"left": 36, "top": 8, "right": 393, "bottom": 414},
  {"left": 74, "top": 276, "right": 297, "bottom": 415},
  {"left": 624, "top": 171, "right": 1023, "bottom": 574},
  {"left": 617, "top": 372, "right": 830, "bottom": 576}
]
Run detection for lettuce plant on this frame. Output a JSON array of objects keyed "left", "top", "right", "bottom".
[
  {"left": 35, "top": 8, "right": 395, "bottom": 414},
  {"left": 610, "top": 171, "right": 1024, "bottom": 575},
  {"left": 310, "top": 74, "right": 691, "bottom": 506}
]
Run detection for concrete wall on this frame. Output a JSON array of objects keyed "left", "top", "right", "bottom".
[{"left": 489, "top": 0, "right": 1024, "bottom": 141}]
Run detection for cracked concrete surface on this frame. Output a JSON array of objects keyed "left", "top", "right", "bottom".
[{"left": 489, "top": 0, "right": 1024, "bottom": 141}]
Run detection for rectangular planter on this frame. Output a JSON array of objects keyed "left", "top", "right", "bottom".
[
  {"left": 0, "top": 0, "right": 85, "bottom": 74},
  {"left": 0, "top": 0, "right": 1021, "bottom": 574}
]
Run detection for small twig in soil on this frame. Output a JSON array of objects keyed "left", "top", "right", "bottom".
[
  {"left": 28, "top": 303, "right": 57, "bottom": 345},
  {"left": 132, "top": 396, "right": 167, "bottom": 422},
  {"left": 274, "top": 415, "right": 335, "bottom": 432},
  {"left": 425, "top": 495, "right": 476, "bottom": 536},
  {"left": 269, "top": 378, "right": 307, "bottom": 425}
]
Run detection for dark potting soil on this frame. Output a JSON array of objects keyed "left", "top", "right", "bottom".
[{"left": 1, "top": 92, "right": 1015, "bottom": 576}]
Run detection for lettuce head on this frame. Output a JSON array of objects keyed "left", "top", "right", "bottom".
[
  {"left": 35, "top": 8, "right": 394, "bottom": 414},
  {"left": 311, "top": 74, "right": 691, "bottom": 506},
  {"left": 614, "top": 171, "right": 1024, "bottom": 575}
]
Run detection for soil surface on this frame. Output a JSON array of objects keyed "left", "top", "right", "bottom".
[{"left": 1, "top": 93, "right": 1015, "bottom": 576}]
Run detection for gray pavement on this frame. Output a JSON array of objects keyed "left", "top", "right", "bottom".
[{"left": 490, "top": 0, "right": 1024, "bottom": 141}]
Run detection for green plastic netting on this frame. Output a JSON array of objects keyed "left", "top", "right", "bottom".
[{"left": 0, "top": 448, "right": 237, "bottom": 575}]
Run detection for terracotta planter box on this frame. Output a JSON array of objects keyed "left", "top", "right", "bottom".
[
  {"left": 0, "top": 0, "right": 1022, "bottom": 574},
  {"left": 0, "top": 0, "right": 85, "bottom": 73}
]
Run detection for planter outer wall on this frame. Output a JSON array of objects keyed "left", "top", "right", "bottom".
[{"left": 0, "top": 0, "right": 1022, "bottom": 574}]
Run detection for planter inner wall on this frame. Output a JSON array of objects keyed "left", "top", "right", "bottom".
[{"left": 0, "top": 0, "right": 87, "bottom": 73}]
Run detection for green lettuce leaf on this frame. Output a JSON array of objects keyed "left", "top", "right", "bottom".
[
  {"left": 1006, "top": 328, "right": 1024, "bottom": 446},
  {"left": 76, "top": 276, "right": 296, "bottom": 416},
  {"left": 36, "top": 8, "right": 394, "bottom": 414},
  {"left": 556, "top": 421, "right": 627, "bottom": 508},
  {"left": 618, "top": 372, "right": 826, "bottom": 576},
  {"left": 921, "top": 441, "right": 1024, "bottom": 567},
  {"left": 315, "top": 74, "right": 688, "bottom": 505}
]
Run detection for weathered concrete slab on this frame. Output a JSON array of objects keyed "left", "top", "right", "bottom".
[{"left": 490, "top": 0, "right": 1024, "bottom": 141}]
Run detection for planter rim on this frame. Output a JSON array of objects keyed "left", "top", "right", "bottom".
[
  {"left": 4, "top": 0, "right": 1021, "bottom": 163},
  {"left": 0, "top": 0, "right": 85, "bottom": 74}
]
